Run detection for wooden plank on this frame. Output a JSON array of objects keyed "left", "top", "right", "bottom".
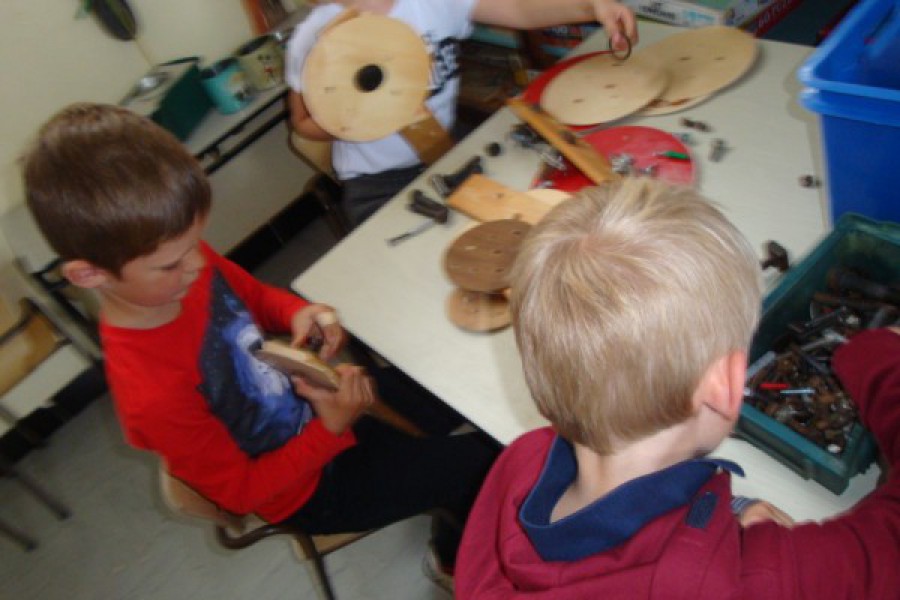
[
  {"left": 506, "top": 97, "right": 618, "bottom": 185},
  {"left": 446, "top": 174, "right": 552, "bottom": 224}
]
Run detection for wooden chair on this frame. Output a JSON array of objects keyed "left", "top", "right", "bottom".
[
  {"left": 159, "top": 467, "right": 366, "bottom": 600},
  {"left": 287, "top": 132, "right": 351, "bottom": 238},
  {"left": 0, "top": 297, "right": 91, "bottom": 550},
  {"left": 159, "top": 402, "right": 425, "bottom": 600}
]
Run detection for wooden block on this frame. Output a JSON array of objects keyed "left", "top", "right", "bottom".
[
  {"left": 506, "top": 97, "right": 618, "bottom": 185},
  {"left": 399, "top": 107, "right": 455, "bottom": 165},
  {"left": 254, "top": 340, "right": 340, "bottom": 390},
  {"left": 446, "top": 174, "right": 552, "bottom": 224}
]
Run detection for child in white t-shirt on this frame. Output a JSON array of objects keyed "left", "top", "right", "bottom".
[{"left": 286, "top": 0, "right": 636, "bottom": 226}]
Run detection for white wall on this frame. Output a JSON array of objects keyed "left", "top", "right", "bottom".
[{"left": 0, "top": 0, "right": 285, "bottom": 295}]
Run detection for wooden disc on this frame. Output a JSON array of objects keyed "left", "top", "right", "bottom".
[
  {"left": 636, "top": 26, "right": 757, "bottom": 106},
  {"left": 444, "top": 219, "right": 531, "bottom": 293},
  {"left": 446, "top": 289, "right": 511, "bottom": 332},
  {"left": 539, "top": 52, "right": 667, "bottom": 125},
  {"left": 636, "top": 93, "right": 711, "bottom": 116},
  {"left": 301, "top": 14, "right": 430, "bottom": 141}
]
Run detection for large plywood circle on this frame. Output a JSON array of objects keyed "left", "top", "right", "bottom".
[
  {"left": 444, "top": 219, "right": 531, "bottom": 293},
  {"left": 636, "top": 26, "right": 757, "bottom": 106},
  {"left": 540, "top": 53, "right": 667, "bottom": 125},
  {"left": 301, "top": 14, "right": 430, "bottom": 141}
]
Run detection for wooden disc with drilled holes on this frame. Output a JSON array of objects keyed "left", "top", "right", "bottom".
[
  {"left": 636, "top": 26, "right": 757, "bottom": 107},
  {"left": 444, "top": 219, "right": 531, "bottom": 293},
  {"left": 446, "top": 289, "right": 511, "bottom": 332},
  {"left": 636, "top": 93, "right": 711, "bottom": 116},
  {"left": 301, "top": 14, "right": 430, "bottom": 141},
  {"left": 539, "top": 52, "right": 667, "bottom": 125}
]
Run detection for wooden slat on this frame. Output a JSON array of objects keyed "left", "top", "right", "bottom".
[{"left": 506, "top": 97, "right": 618, "bottom": 185}]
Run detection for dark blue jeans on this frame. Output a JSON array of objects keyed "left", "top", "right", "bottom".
[{"left": 341, "top": 164, "right": 426, "bottom": 227}]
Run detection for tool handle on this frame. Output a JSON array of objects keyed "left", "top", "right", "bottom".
[
  {"left": 431, "top": 156, "right": 484, "bottom": 197},
  {"left": 409, "top": 190, "right": 449, "bottom": 224}
]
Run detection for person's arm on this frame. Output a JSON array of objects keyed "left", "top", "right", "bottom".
[
  {"left": 741, "top": 328, "right": 900, "bottom": 598},
  {"left": 471, "top": 0, "right": 637, "bottom": 48},
  {"left": 288, "top": 90, "right": 335, "bottom": 142}
]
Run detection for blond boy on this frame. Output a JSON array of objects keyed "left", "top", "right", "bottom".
[{"left": 457, "top": 179, "right": 900, "bottom": 598}]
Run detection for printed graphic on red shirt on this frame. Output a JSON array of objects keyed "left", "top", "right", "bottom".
[{"left": 197, "top": 272, "right": 312, "bottom": 457}]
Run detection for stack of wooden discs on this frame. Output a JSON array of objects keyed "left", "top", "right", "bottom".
[{"left": 443, "top": 219, "right": 531, "bottom": 332}]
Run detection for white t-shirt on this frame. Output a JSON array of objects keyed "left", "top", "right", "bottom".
[{"left": 286, "top": 0, "right": 477, "bottom": 179}]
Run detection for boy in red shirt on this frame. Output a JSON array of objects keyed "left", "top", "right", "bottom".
[{"left": 23, "top": 103, "right": 495, "bottom": 587}]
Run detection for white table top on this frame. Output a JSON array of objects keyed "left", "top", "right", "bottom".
[{"left": 292, "top": 22, "right": 879, "bottom": 523}]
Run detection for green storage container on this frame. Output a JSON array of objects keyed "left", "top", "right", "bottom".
[
  {"left": 151, "top": 57, "right": 212, "bottom": 141},
  {"left": 738, "top": 214, "right": 896, "bottom": 493}
]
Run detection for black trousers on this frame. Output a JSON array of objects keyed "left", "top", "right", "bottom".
[
  {"left": 341, "top": 164, "right": 426, "bottom": 227},
  {"left": 278, "top": 366, "right": 499, "bottom": 567}
]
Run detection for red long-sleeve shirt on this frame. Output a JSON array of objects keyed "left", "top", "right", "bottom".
[{"left": 102, "top": 242, "right": 355, "bottom": 522}]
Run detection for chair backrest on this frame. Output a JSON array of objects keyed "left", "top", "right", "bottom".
[
  {"left": 288, "top": 131, "right": 335, "bottom": 180},
  {"left": 0, "top": 299, "right": 66, "bottom": 397},
  {"left": 158, "top": 467, "right": 245, "bottom": 532}
]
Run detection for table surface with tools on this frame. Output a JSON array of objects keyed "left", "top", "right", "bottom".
[{"left": 291, "top": 21, "right": 879, "bottom": 522}]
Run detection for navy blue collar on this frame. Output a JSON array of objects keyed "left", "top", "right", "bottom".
[{"left": 519, "top": 435, "right": 743, "bottom": 562}]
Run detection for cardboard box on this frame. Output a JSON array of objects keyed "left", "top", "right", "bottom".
[{"left": 624, "top": 0, "right": 793, "bottom": 28}]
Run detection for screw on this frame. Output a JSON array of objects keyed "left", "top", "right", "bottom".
[
  {"left": 760, "top": 240, "right": 789, "bottom": 272},
  {"left": 709, "top": 139, "right": 726, "bottom": 162},
  {"left": 799, "top": 174, "right": 821, "bottom": 188},
  {"left": 484, "top": 142, "right": 503, "bottom": 157},
  {"left": 680, "top": 117, "right": 711, "bottom": 132}
]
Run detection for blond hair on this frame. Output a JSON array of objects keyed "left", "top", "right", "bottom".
[{"left": 509, "top": 179, "right": 761, "bottom": 455}]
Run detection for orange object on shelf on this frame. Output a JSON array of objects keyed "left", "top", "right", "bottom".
[{"left": 241, "top": 0, "right": 289, "bottom": 35}]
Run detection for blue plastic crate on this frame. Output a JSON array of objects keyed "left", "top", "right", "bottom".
[
  {"left": 737, "top": 214, "right": 896, "bottom": 494},
  {"left": 797, "top": 0, "right": 900, "bottom": 225}
]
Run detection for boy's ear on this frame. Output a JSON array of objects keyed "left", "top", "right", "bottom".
[
  {"left": 695, "top": 350, "right": 747, "bottom": 422},
  {"left": 61, "top": 260, "right": 112, "bottom": 290}
]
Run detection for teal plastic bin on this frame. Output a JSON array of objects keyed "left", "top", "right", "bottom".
[
  {"left": 737, "top": 214, "right": 898, "bottom": 493},
  {"left": 797, "top": 0, "right": 900, "bottom": 225}
]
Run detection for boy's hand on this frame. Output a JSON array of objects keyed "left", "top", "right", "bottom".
[
  {"left": 292, "top": 364, "right": 374, "bottom": 435},
  {"left": 739, "top": 500, "right": 795, "bottom": 529},
  {"left": 592, "top": 0, "right": 638, "bottom": 51},
  {"left": 290, "top": 304, "right": 347, "bottom": 361}
]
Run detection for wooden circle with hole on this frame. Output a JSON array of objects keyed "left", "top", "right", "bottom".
[
  {"left": 539, "top": 52, "right": 667, "bottom": 125},
  {"left": 636, "top": 93, "right": 711, "bottom": 116},
  {"left": 635, "top": 26, "right": 757, "bottom": 106},
  {"left": 444, "top": 219, "right": 531, "bottom": 293},
  {"left": 446, "top": 289, "right": 511, "bottom": 332},
  {"left": 301, "top": 14, "right": 430, "bottom": 142}
]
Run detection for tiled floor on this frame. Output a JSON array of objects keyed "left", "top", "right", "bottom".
[{"left": 0, "top": 216, "right": 450, "bottom": 600}]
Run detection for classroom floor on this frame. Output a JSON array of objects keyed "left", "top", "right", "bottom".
[{"left": 0, "top": 217, "right": 451, "bottom": 600}]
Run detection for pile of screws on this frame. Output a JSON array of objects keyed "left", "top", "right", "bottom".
[{"left": 745, "top": 267, "right": 900, "bottom": 455}]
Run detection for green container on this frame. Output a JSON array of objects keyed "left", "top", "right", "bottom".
[
  {"left": 738, "top": 214, "right": 895, "bottom": 493},
  {"left": 151, "top": 57, "right": 212, "bottom": 141}
]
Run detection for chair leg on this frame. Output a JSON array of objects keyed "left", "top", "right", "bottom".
[
  {"left": 0, "top": 404, "right": 46, "bottom": 447},
  {"left": 306, "top": 175, "right": 351, "bottom": 239},
  {"left": 295, "top": 535, "right": 338, "bottom": 600},
  {"left": 0, "top": 456, "right": 71, "bottom": 519},
  {"left": 0, "top": 515, "right": 38, "bottom": 551}
]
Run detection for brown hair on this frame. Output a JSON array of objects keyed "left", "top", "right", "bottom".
[
  {"left": 510, "top": 179, "right": 761, "bottom": 455},
  {"left": 22, "top": 103, "right": 211, "bottom": 275}
]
